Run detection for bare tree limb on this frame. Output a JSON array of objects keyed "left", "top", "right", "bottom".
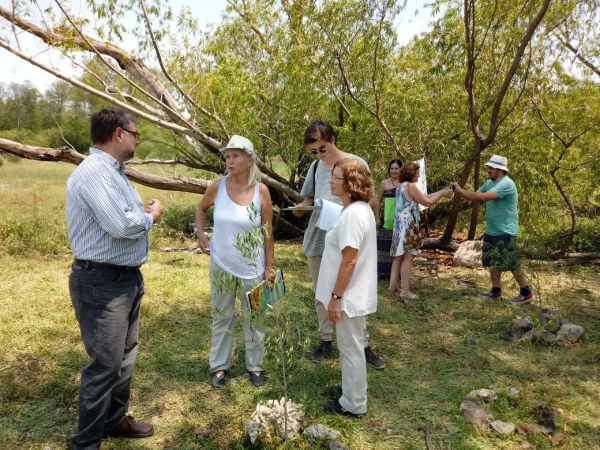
[
  {"left": 138, "top": 0, "right": 230, "bottom": 137},
  {"left": 334, "top": 53, "right": 403, "bottom": 159},
  {"left": 556, "top": 34, "right": 600, "bottom": 77},
  {"left": 0, "top": 137, "right": 211, "bottom": 194},
  {"left": 50, "top": 0, "right": 187, "bottom": 125},
  {"left": 0, "top": 40, "right": 224, "bottom": 148}
]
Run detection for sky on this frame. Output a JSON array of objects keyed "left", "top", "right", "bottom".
[{"left": 1, "top": 0, "right": 434, "bottom": 92}]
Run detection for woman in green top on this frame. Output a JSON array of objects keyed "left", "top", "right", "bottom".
[{"left": 374, "top": 159, "right": 403, "bottom": 280}]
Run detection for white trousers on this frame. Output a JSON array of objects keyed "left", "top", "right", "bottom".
[
  {"left": 209, "top": 259, "right": 265, "bottom": 373},
  {"left": 337, "top": 311, "right": 368, "bottom": 414},
  {"left": 307, "top": 255, "right": 369, "bottom": 346}
]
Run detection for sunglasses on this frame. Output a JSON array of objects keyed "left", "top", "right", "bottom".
[
  {"left": 310, "top": 146, "right": 327, "bottom": 155},
  {"left": 121, "top": 127, "right": 141, "bottom": 140}
]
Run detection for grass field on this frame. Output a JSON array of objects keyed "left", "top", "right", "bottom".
[{"left": 0, "top": 159, "right": 599, "bottom": 450}]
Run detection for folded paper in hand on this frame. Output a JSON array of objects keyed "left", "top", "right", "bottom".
[
  {"left": 246, "top": 269, "right": 286, "bottom": 313},
  {"left": 314, "top": 199, "right": 343, "bottom": 230}
]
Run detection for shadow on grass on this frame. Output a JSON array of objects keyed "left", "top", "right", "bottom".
[{"left": 1, "top": 255, "right": 599, "bottom": 449}]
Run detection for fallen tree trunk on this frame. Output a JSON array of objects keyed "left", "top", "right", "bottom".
[{"left": 0, "top": 138, "right": 210, "bottom": 194}]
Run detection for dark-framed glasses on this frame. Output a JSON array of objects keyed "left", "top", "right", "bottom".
[
  {"left": 121, "top": 127, "right": 141, "bottom": 141},
  {"left": 310, "top": 146, "right": 327, "bottom": 155}
]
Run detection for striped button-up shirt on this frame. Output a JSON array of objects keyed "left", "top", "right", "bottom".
[{"left": 66, "top": 148, "right": 153, "bottom": 266}]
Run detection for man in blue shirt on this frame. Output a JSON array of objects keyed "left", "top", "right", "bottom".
[
  {"left": 451, "top": 155, "right": 533, "bottom": 305},
  {"left": 66, "top": 108, "right": 163, "bottom": 449}
]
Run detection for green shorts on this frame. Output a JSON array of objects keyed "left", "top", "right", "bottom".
[{"left": 482, "top": 233, "right": 521, "bottom": 271}]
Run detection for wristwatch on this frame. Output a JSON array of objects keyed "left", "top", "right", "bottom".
[{"left": 332, "top": 293, "right": 342, "bottom": 300}]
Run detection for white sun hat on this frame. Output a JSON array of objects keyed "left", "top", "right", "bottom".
[{"left": 484, "top": 154, "right": 508, "bottom": 172}]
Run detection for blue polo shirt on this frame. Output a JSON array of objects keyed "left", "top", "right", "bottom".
[{"left": 479, "top": 175, "right": 519, "bottom": 236}]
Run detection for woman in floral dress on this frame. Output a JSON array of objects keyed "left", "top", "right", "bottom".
[{"left": 390, "top": 163, "right": 450, "bottom": 298}]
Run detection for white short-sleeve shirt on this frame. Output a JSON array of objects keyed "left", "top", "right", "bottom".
[{"left": 315, "top": 201, "right": 378, "bottom": 317}]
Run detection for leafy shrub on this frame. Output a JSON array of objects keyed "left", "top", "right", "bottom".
[
  {"left": 155, "top": 204, "right": 214, "bottom": 236},
  {"left": 522, "top": 217, "right": 600, "bottom": 254},
  {"left": 0, "top": 209, "right": 70, "bottom": 255}
]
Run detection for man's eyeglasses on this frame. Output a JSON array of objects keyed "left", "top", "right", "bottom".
[
  {"left": 310, "top": 146, "right": 327, "bottom": 155},
  {"left": 121, "top": 127, "right": 141, "bottom": 141}
]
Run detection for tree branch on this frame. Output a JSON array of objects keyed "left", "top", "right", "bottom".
[
  {"left": 556, "top": 34, "right": 600, "bottom": 77},
  {"left": 487, "top": 0, "right": 552, "bottom": 143},
  {"left": 0, "top": 137, "right": 211, "bottom": 194}
]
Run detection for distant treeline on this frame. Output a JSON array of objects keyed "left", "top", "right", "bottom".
[{"left": 0, "top": 80, "right": 173, "bottom": 159}]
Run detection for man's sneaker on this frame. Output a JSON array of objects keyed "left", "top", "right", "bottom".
[
  {"left": 311, "top": 340, "right": 332, "bottom": 363},
  {"left": 364, "top": 346, "right": 385, "bottom": 369},
  {"left": 510, "top": 293, "right": 534, "bottom": 305},
  {"left": 477, "top": 291, "right": 503, "bottom": 299}
]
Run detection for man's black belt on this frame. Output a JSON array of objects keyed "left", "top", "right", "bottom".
[{"left": 73, "top": 259, "right": 141, "bottom": 272}]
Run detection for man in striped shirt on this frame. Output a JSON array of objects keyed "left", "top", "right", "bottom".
[{"left": 66, "top": 107, "right": 163, "bottom": 450}]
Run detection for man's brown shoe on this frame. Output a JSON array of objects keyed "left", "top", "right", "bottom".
[{"left": 104, "top": 415, "right": 154, "bottom": 439}]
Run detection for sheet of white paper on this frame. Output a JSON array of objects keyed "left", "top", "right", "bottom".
[
  {"left": 414, "top": 157, "right": 428, "bottom": 211},
  {"left": 282, "top": 205, "right": 322, "bottom": 211},
  {"left": 314, "top": 199, "right": 343, "bottom": 231}
]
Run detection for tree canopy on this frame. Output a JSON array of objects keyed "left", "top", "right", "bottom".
[{"left": 0, "top": 0, "right": 599, "bottom": 250}]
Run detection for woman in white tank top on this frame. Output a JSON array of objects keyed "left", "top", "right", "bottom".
[{"left": 196, "top": 135, "right": 275, "bottom": 390}]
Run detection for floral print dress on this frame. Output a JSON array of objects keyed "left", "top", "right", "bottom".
[{"left": 390, "top": 182, "right": 420, "bottom": 257}]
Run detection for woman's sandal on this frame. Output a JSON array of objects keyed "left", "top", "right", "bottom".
[{"left": 398, "top": 292, "right": 419, "bottom": 300}]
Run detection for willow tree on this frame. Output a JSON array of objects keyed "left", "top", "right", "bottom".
[
  {"left": 427, "top": 0, "right": 588, "bottom": 244},
  {"left": 0, "top": 1, "right": 405, "bottom": 212}
]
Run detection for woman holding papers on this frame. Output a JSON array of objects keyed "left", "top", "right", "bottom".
[
  {"left": 196, "top": 135, "right": 275, "bottom": 390},
  {"left": 316, "top": 158, "right": 377, "bottom": 417},
  {"left": 389, "top": 163, "right": 450, "bottom": 299}
]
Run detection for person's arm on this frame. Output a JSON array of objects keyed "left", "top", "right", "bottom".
[
  {"left": 407, "top": 182, "right": 450, "bottom": 207},
  {"left": 259, "top": 183, "right": 276, "bottom": 283},
  {"left": 146, "top": 199, "right": 163, "bottom": 223},
  {"left": 292, "top": 196, "right": 314, "bottom": 217},
  {"left": 195, "top": 179, "right": 220, "bottom": 254},
  {"left": 327, "top": 246, "right": 359, "bottom": 324},
  {"left": 79, "top": 171, "right": 153, "bottom": 239},
  {"left": 293, "top": 161, "right": 317, "bottom": 217},
  {"left": 450, "top": 183, "right": 498, "bottom": 203},
  {"left": 373, "top": 181, "right": 386, "bottom": 227}
]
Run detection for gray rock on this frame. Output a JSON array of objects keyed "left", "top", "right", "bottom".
[
  {"left": 519, "top": 423, "right": 553, "bottom": 436},
  {"left": 547, "top": 318, "right": 571, "bottom": 334},
  {"left": 538, "top": 406, "right": 561, "bottom": 430},
  {"left": 245, "top": 398, "right": 307, "bottom": 445},
  {"left": 196, "top": 428, "right": 214, "bottom": 438},
  {"left": 500, "top": 317, "right": 534, "bottom": 341},
  {"left": 540, "top": 308, "right": 561, "bottom": 326},
  {"left": 505, "top": 386, "right": 520, "bottom": 396},
  {"left": 555, "top": 324, "right": 584, "bottom": 346},
  {"left": 490, "top": 420, "right": 515, "bottom": 435},
  {"left": 467, "top": 388, "right": 497, "bottom": 403},
  {"left": 453, "top": 241, "right": 483, "bottom": 268},
  {"left": 460, "top": 401, "right": 494, "bottom": 427},
  {"left": 521, "top": 328, "right": 556, "bottom": 346},
  {"left": 551, "top": 432, "right": 566, "bottom": 447},
  {"left": 330, "top": 441, "right": 351, "bottom": 450},
  {"left": 303, "top": 424, "right": 341, "bottom": 440}
]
